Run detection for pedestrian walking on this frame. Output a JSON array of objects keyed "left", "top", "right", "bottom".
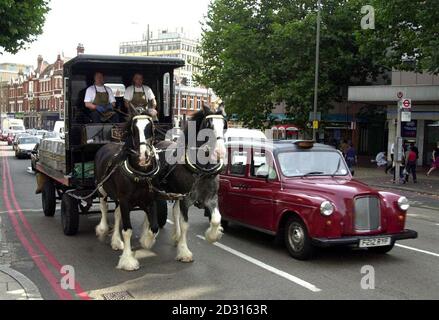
[
  {"left": 385, "top": 142, "right": 395, "bottom": 174},
  {"left": 340, "top": 140, "right": 349, "bottom": 157},
  {"left": 427, "top": 143, "right": 439, "bottom": 176},
  {"left": 405, "top": 146, "right": 418, "bottom": 183},
  {"left": 345, "top": 143, "right": 357, "bottom": 176}
]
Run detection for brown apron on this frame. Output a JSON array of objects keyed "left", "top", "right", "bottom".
[
  {"left": 93, "top": 85, "right": 116, "bottom": 122},
  {"left": 131, "top": 86, "right": 158, "bottom": 121}
]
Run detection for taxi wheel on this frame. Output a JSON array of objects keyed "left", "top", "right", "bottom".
[
  {"left": 368, "top": 243, "right": 395, "bottom": 254},
  {"left": 284, "top": 217, "right": 314, "bottom": 260}
]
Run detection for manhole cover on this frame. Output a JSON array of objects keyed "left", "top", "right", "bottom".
[{"left": 102, "top": 291, "right": 134, "bottom": 300}]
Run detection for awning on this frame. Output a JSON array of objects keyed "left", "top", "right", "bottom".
[{"left": 348, "top": 85, "right": 439, "bottom": 104}]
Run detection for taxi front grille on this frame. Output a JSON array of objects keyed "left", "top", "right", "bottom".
[{"left": 354, "top": 196, "right": 380, "bottom": 231}]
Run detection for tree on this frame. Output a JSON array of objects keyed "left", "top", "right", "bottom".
[
  {"left": 0, "top": 0, "right": 50, "bottom": 54},
  {"left": 197, "top": 0, "right": 387, "bottom": 129},
  {"left": 355, "top": 0, "right": 439, "bottom": 74}
]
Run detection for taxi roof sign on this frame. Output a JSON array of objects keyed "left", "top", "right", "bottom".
[{"left": 294, "top": 140, "right": 315, "bottom": 149}]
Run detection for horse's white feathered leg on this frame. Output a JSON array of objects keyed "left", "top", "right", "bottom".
[
  {"left": 171, "top": 201, "right": 181, "bottom": 246},
  {"left": 96, "top": 187, "right": 109, "bottom": 241},
  {"left": 205, "top": 206, "right": 223, "bottom": 243},
  {"left": 117, "top": 229, "right": 140, "bottom": 271},
  {"left": 140, "top": 214, "right": 157, "bottom": 250},
  {"left": 176, "top": 213, "right": 193, "bottom": 263},
  {"left": 111, "top": 206, "right": 124, "bottom": 251}
]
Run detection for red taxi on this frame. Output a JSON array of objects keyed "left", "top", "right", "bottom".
[{"left": 219, "top": 140, "right": 418, "bottom": 260}]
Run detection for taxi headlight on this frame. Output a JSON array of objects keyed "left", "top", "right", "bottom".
[
  {"left": 397, "top": 197, "right": 410, "bottom": 211},
  {"left": 320, "top": 201, "right": 334, "bottom": 216}
]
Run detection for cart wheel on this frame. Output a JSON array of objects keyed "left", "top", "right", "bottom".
[
  {"left": 157, "top": 200, "right": 168, "bottom": 228},
  {"left": 42, "top": 180, "right": 56, "bottom": 217},
  {"left": 61, "top": 194, "right": 79, "bottom": 236}
]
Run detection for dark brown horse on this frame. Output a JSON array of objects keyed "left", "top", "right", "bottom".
[{"left": 94, "top": 112, "right": 160, "bottom": 271}]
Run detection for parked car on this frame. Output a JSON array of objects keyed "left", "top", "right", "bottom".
[
  {"left": 12, "top": 133, "right": 31, "bottom": 151},
  {"left": 219, "top": 140, "right": 417, "bottom": 260},
  {"left": 1, "top": 129, "right": 10, "bottom": 141},
  {"left": 7, "top": 133, "right": 14, "bottom": 145},
  {"left": 15, "top": 136, "right": 40, "bottom": 159}
]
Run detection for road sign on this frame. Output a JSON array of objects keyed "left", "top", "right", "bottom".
[
  {"left": 313, "top": 121, "right": 319, "bottom": 129},
  {"left": 401, "top": 111, "right": 411, "bottom": 122},
  {"left": 401, "top": 98, "right": 412, "bottom": 109}
]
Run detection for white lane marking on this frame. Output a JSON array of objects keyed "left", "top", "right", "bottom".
[
  {"left": 196, "top": 235, "right": 321, "bottom": 293},
  {"left": 167, "top": 219, "right": 175, "bottom": 225},
  {"left": 396, "top": 244, "right": 439, "bottom": 258}
]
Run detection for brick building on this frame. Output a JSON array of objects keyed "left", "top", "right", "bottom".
[{"left": 3, "top": 45, "right": 84, "bottom": 130}]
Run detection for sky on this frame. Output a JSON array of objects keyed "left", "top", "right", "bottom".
[{"left": 0, "top": 0, "right": 211, "bottom": 67}]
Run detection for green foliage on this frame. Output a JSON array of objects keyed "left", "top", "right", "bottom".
[
  {"left": 355, "top": 0, "right": 439, "bottom": 74},
  {"left": 0, "top": 0, "right": 50, "bottom": 54},
  {"left": 198, "top": 0, "right": 385, "bottom": 129}
]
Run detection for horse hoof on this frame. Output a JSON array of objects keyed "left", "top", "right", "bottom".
[
  {"left": 117, "top": 254, "right": 140, "bottom": 271},
  {"left": 176, "top": 254, "right": 194, "bottom": 263},
  {"left": 111, "top": 239, "right": 124, "bottom": 251},
  {"left": 176, "top": 248, "right": 193, "bottom": 263},
  {"left": 205, "top": 226, "right": 224, "bottom": 243}
]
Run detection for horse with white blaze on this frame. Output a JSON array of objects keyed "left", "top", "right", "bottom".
[
  {"left": 94, "top": 112, "right": 160, "bottom": 271},
  {"left": 153, "top": 104, "right": 228, "bottom": 262}
]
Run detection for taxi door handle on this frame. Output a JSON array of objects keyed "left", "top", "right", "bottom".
[{"left": 232, "top": 183, "right": 249, "bottom": 190}]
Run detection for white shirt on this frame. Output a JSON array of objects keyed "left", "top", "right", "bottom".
[
  {"left": 124, "top": 85, "right": 155, "bottom": 102},
  {"left": 375, "top": 152, "right": 387, "bottom": 167},
  {"left": 84, "top": 85, "right": 116, "bottom": 104}
]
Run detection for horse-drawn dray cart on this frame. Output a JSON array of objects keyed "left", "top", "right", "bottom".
[{"left": 35, "top": 55, "right": 185, "bottom": 236}]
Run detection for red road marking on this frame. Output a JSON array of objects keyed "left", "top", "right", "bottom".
[
  {"left": 4, "top": 159, "right": 91, "bottom": 300},
  {"left": 1, "top": 156, "right": 72, "bottom": 300},
  {"left": 3, "top": 156, "right": 91, "bottom": 300}
]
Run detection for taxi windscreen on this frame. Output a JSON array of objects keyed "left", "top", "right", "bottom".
[{"left": 277, "top": 151, "right": 349, "bottom": 177}]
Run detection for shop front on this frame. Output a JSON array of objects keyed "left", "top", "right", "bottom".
[
  {"left": 349, "top": 84, "right": 439, "bottom": 166},
  {"left": 271, "top": 124, "right": 300, "bottom": 140}
]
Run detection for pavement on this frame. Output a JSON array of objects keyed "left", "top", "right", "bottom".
[
  {"left": 355, "top": 166, "right": 439, "bottom": 196},
  {"left": 0, "top": 141, "right": 438, "bottom": 300},
  {"left": 0, "top": 216, "right": 42, "bottom": 300}
]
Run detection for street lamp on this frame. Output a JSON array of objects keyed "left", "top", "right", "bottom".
[{"left": 312, "top": 0, "right": 322, "bottom": 141}]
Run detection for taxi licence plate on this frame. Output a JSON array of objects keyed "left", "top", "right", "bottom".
[{"left": 359, "top": 237, "right": 391, "bottom": 248}]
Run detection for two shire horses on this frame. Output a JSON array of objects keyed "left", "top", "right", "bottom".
[{"left": 94, "top": 105, "right": 227, "bottom": 271}]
